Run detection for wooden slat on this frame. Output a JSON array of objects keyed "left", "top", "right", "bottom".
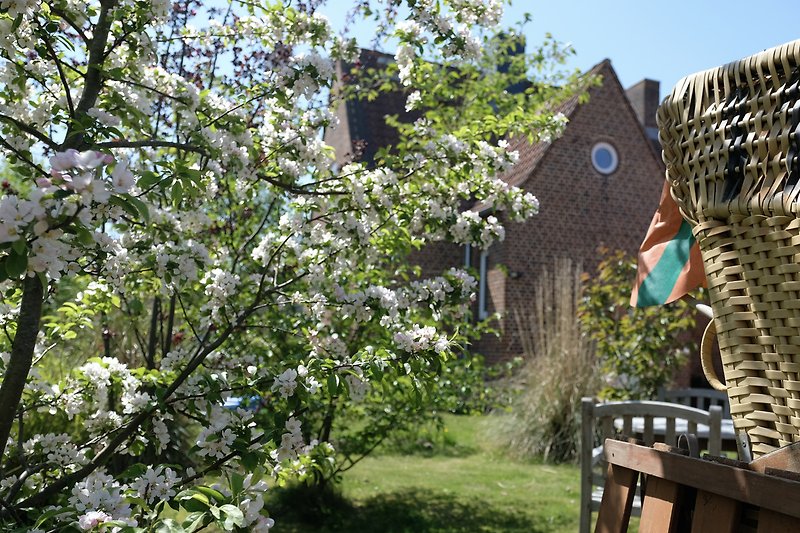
[
  {"left": 691, "top": 491, "right": 741, "bottom": 533},
  {"left": 638, "top": 476, "right": 683, "bottom": 533},
  {"left": 580, "top": 398, "right": 596, "bottom": 533},
  {"left": 749, "top": 441, "right": 800, "bottom": 474},
  {"left": 665, "top": 418, "right": 676, "bottom": 448},
  {"left": 757, "top": 509, "right": 798, "bottom": 532},
  {"left": 604, "top": 439, "right": 800, "bottom": 518},
  {"left": 643, "top": 415, "right": 655, "bottom": 445},
  {"left": 594, "top": 401, "right": 719, "bottom": 420},
  {"left": 602, "top": 417, "right": 614, "bottom": 440},
  {"left": 594, "top": 462, "right": 638, "bottom": 533}
]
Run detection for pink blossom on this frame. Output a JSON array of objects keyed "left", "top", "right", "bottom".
[{"left": 77, "top": 510, "right": 111, "bottom": 530}]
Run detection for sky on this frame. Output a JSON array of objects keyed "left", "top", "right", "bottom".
[{"left": 323, "top": 0, "right": 799, "bottom": 100}]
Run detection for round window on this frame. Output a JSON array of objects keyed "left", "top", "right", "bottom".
[{"left": 591, "top": 142, "right": 619, "bottom": 175}]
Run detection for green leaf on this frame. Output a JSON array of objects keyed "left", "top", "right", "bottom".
[
  {"left": 35, "top": 506, "right": 74, "bottom": 527},
  {"left": 327, "top": 373, "right": 339, "bottom": 395},
  {"left": 11, "top": 239, "right": 26, "bottom": 255},
  {"left": 181, "top": 167, "right": 202, "bottom": 185},
  {"left": 196, "top": 485, "right": 226, "bottom": 503},
  {"left": 53, "top": 189, "right": 73, "bottom": 199},
  {"left": 128, "top": 298, "right": 144, "bottom": 315},
  {"left": 36, "top": 271, "right": 47, "bottom": 293},
  {"left": 120, "top": 463, "right": 148, "bottom": 480},
  {"left": 230, "top": 472, "right": 245, "bottom": 495},
  {"left": 179, "top": 493, "right": 210, "bottom": 513},
  {"left": 171, "top": 180, "right": 183, "bottom": 207},
  {"left": 5, "top": 251, "right": 27, "bottom": 278},
  {"left": 101, "top": 520, "right": 135, "bottom": 529},
  {"left": 127, "top": 196, "right": 150, "bottom": 223},
  {"left": 74, "top": 225, "right": 95, "bottom": 246},
  {"left": 138, "top": 170, "right": 161, "bottom": 189},
  {"left": 181, "top": 512, "right": 208, "bottom": 533},
  {"left": 110, "top": 195, "right": 141, "bottom": 220},
  {"left": 220, "top": 504, "right": 244, "bottom": 529},
  {"left": 240, "top": 451, "right": 259, "bottom": 472},
  {"left": 155, "top": 519, "right": 186, "bottom": 533}
]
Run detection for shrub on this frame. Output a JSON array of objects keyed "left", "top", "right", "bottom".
[
  {"left": 498, "top": 258, "right": 600, "bottom": 463},
  {"left": 579, "top": 249, "right": 697, "bottom": 400}
]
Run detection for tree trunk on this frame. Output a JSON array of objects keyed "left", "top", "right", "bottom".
[{"left": 0, "top": 276, "right": 44, "bottom": 464}]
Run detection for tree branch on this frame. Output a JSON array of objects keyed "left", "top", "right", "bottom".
[
  {"left": 50, "top": 6, "right": 90, "bottom": 44},
  {"left": 0, "top": 277, "right": 44, "bottom": 462},
  {"left": 93, "top": 139, "right": 206, "bottom": 154},
  {"left": 257, "top": 172, "right": 346, "bottom": 197},
  {"left": 63, "top": 0, "right": 117, "bottom": 151},
  {"left": 162, "top": 294, "right": 176, "bottom": 357},
  {"left": 105, "top": 76, "right": 192, "bottom": 106},
  {"left": 0, "top": 136, "right": 49, "bottom": 178},
  {"left": 0, "top": 113, "right": 57, "bottom": 150},
  {"left": 10, "top": 280, "right": 286, "bottom": 509},
  {"left": 145, "top": 297, "right": 160, "bottom": 370},
  {"left": 38, "top": 26, "right": 75, "bottom": 116}
]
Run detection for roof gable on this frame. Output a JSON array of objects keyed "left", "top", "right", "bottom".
[{"left": 501, "top": 59, "right": 662, "bottom": 190}]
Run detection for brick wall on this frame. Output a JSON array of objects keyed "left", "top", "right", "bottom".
[
  {"left": 472, "top": 61, "right": 665, "bottom": 362},
  {"left": 325, "top": 54, "right": 679, "bottom": 370}
]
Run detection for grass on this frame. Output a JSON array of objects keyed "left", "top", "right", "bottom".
[{"left": 267, "top": 414, "right": 581, "bottom": 532}]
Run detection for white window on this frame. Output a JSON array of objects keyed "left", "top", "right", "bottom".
[
  {"left": 591, "top": 142, "right": 619, "bottom": 175},
  {"left": 478, "top": 250, "right": 489, "bottom": 320}
]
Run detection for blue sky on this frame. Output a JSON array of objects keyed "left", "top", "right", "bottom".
[{"left": 324, "top": 0, "right": 799, "bottom": 99}]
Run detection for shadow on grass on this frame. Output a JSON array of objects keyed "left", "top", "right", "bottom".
[{"left": 268, "top": 487, "right": 569, "bottom": 533}]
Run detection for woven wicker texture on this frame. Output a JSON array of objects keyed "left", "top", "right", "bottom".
[{"left": 658, "top": 40, "right": 800, "bottom": 457}]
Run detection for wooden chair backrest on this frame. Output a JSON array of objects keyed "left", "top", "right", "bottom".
[
  {"left": 657, "top": 387, "right": 732, "bottom": 419},
  {"left": 579, "top": 397, "right": 723, "bottom": 533}
]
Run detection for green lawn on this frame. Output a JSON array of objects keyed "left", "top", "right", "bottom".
[{"left": 268, "top": 415, "right": 581, "bottom": 532}]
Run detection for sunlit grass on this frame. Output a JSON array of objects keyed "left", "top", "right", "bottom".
[{"left": 267, "top": 414, "right": 581, "bottom": 532}]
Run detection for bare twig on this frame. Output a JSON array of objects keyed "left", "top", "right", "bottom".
[
  {"left": 0, "top": 113, "right": 57, "bottom": 149},
  {"left": 93, "top": 139, "right": 206, "bottom": 154},
  {"left": 38, "top": 28, "right": 75, "bottom": 116},
  {"left": 0, "top": 136, "right": 49, "bottom": 178}
]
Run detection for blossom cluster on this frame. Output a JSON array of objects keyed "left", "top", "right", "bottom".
[
  {"left": 70, "top": 470, "right": 136, "bottom": 530},
  {"left": 0, "top": 150, "right": 139, "bottom": 280}
]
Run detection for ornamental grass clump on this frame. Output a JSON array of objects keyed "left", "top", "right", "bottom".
[{"left": 499, "top": 258, "right": 600, "bottom": 463}]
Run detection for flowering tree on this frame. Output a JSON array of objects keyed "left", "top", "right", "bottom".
[{"left": 0, "top": 0, "right": 583, "bottom": 530}]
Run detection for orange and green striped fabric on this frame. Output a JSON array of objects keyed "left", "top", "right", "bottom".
[{"left": 630, "top": 182, "right": 706, "bottom": 307}]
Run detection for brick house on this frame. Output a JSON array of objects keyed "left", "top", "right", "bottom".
[{"left": 325, "top": 51, "right": 666, "bottom": 363}]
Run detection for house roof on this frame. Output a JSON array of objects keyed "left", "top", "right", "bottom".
[
  {"left": 500, "top": 59, "right": 661, "bottom": 191},
  {"left": 328, "top": 53, "right": 662, "bottom": 193},
  {"left": 327, "top": 49, "right": 414, "bottom": 165}
]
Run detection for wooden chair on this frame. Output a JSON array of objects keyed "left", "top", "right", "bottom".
[
  {"left": 597, "top": 439, "right": 800, "bottom": 532},
  {"left": 579, "top": 397, "right": 723, "bottom": 533},
  {"left": 657, "top": 387, "right": 731, "bottom": 419}
]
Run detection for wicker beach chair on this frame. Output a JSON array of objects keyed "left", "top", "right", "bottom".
[{"left": 658, "top": 39, "right": 800, "bottom": 458}]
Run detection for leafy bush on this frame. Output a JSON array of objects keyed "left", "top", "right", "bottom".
[
  {"left": 579, "top": 248, "right": 697, "bottom": 399},
  {"left": 498, "top": 258, "right": 600, "bottom": 463}
]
